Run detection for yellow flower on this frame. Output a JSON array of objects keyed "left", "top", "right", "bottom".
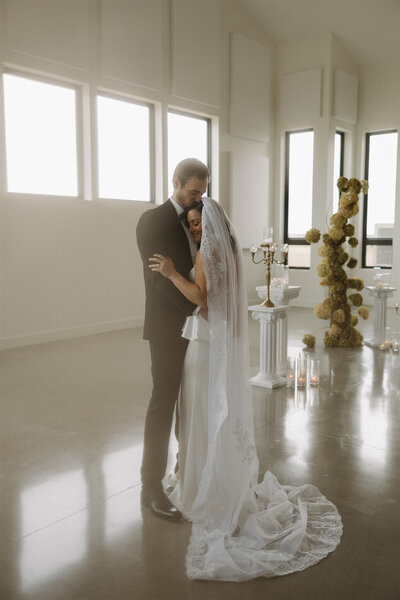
[
  {"left": 348, "top": 278, "right": 364, "bottom": 291},
  {"left": 351, "top": 314, "right": 359, "bottom": 326},
  {"left": 347, "top": 178, "right": 362, "bottom": 194},
  {"left": 349, "top": 293, "right": 363, "bottom": 306},
  {"left": 317, "top": 261, "right": 330, "bottom": 277},
  {"left": 305, "top": 228, "right": 321, "bottom": 244},
  {"left": 361, "top": 179, "right": 369, "bottom": 194},
  {"left": 331, "top": 281, "right": 347, "bottom": 295},
  {"left": 347, "top": 257, "right": 357, "bottom": 269},
  {"left": 324, "top": 333, "right": 338, "bottom": 347},
  {"left": 314, "top": 303, "right": 331, "bottom": 319},
  {"left": 329, "top": 227, "right": 345, "bottom": 242},
  {"left": 302, "top": 334, "right": 316, "bottom": 348},
  {"left": 348, "top": 237, "right": 358, "bottom": 248},
  {"left": 332, "top": 309, "right": 345, "bottom": 324},
  {"left": 343, "top": 224, "right": 355, "bottom": 236},
  {"left": 330, "top": 324, "right": 342, "bottom": 337},
  {"left": 337, "top": 176, "right": 348, "bottom": 192},
  {"left": 358, "top": 306, "right": 369, "bottom": 320},
  {"left": 330, "top": 213, "right": 347, "bottom": 228}
]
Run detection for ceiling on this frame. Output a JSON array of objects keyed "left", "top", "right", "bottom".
[{"left": 236, "top": 0, "right": 400, "bottom": 67}]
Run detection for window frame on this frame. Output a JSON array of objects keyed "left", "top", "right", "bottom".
[
  {"left": 96, "top": 91, "right": 155, "bottom": 203},
  {"left": 362, "top": 130, "right": 397, "bottom": 269},
  {"left": 167, "top": 108, "right": 212, "bottom": 198},
  {"left": 283, "top": 128, "right": 314, "bottom": 269},
  {"left": 2, "top": 68, "right": 82, "bottom": 198},
  {"left": 334, "top": 130, "right": 345, "bottom": 210}
]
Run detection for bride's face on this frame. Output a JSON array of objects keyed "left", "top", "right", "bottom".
[{"left": 187, "top": 209, "right": 202, "bottom": 244}]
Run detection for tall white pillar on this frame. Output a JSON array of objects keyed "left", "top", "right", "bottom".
[
  {"left": 249, "top": 305, "right": 287, "bottom": 389},
  {"left": 276, "top": 311, "right": 288, "bottom": 375}
]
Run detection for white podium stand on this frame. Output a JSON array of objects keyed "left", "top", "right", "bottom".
[
  {"left": 255, "top": 286, "right": 302, "bottom": 374},
  {"left": 249, "top": 305, "right": 287, "bottom": 389},
  {"left": 364, "top": 286, "right": 396, "bottom": 348}
]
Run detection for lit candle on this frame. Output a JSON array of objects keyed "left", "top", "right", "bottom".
[
  {"left": 310, "top": 375, "right": 320, "bottom": 386},
  {"left": 298, "top": 371, "right": 306, "bottom": 386},
  {"left": 287, "top": 373, "right": 295, "bottom": 386},
  {"left": 392, "top": 342, "right": 400, "bottom": 352}
]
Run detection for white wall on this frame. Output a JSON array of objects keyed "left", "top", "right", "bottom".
[
  {"left": 357, "top": 63, "right": 400, "bottom": 297},
  {"left": 273, "top": 32, "right": 400, "bottom": 311},
  {"left": 274, "top": 34, "right": 358, "bottom": 308},
  {"left": 0, "top": 0, "right": 274, "bottom": 348}
]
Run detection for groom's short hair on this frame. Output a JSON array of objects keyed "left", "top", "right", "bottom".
[{"left": 173, "top": 158, "right": 210, "bottom": 188}]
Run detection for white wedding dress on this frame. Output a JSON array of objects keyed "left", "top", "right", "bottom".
[{"left": 167, "top": 200, "right": 342, "bottom": 581}]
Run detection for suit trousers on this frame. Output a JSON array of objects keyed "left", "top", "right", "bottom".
[{"left": 140, "top": 337, "right": 189, "bottom": 490}]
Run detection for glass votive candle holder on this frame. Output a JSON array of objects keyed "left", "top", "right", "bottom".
[
  {"left": 380, "top": 327, "right": 392, "bottom": 350},
  {"left": 282, "top": 265, "right": 289, "bottom": 289},
  {"left": 286, "top": 357, "right": 296, "bottom": 387},
  {"left": 381, "top": 272, "right": 390, "bottom": 287},
  {"left": 309, "top": 359, "right": 320, "bottom": 386},
  {"left": 297, "top": 357, "right": 306, "bottom": 387},
  {"left": 392, "top": 331, "right": 400, "bottom": 352}
]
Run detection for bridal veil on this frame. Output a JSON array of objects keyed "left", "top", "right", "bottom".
[{"left": 184, "top": 198, "right": 342, "bottom": 581}]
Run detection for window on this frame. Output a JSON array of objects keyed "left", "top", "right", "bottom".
[
  {"left": 333, "top": 131, "right": 344, "bottom": 209},
  {"left": 363, "top": 131, "right": 398, "bottom": 268},
  {"left": 97, "top": 95, "right": 153, "bottom": 201},
  {"left": 3, "top": 72, "right": 78, "bottom": 196},
  {"left": 284, "top": 130, "right": 314, "bottom": 268},
  {"left": 167, "top": 110, "right": 210, "bottom": 197}
]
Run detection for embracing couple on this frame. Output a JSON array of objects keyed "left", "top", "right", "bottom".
[{"left": 137, "top": 159, "right": 342, "bottom": 581}]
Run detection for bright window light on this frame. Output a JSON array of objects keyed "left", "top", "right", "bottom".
[
  {"left": 168, "top": 111, "right": 209, "bottom": 196},
  {"left": 97, "top": 95, "right": 151, "bottom": 201},
  {"left": 287, "top": 130, "right": 314, "bottom": 238},
  {"left": 366, "top": 131, "right": 397, "bottom": 238},
  {"left": 3, "top": 73, "right": 78, "bottom": 196}
]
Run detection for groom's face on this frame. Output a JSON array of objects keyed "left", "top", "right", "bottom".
[{"left": 173, "top": 176, "right": 208, "bottom": 209}]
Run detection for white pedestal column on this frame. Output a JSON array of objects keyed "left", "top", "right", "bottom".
[
  {"left": 249, "top": 305, "right": 287, "bottom": 389},
  {"left": 364, "top": 286, "right": 396, "bottom": 348},
  {"left": 276, "top": 311, "right": 288, "bottom": 375}
]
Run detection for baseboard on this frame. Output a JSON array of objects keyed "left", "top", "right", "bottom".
[{"left": 0, "top": 317, "right": 144, "bottom": 350}]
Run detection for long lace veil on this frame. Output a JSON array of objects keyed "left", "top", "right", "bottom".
[
  {"left": 185, "top": 198, "right": 342, "bottom": 581},
  {"left": 187, "top": 198, "right": 259, "bottom": 571}
]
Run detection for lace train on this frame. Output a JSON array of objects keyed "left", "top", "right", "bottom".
[{"left": 186, "top": 472, "right": 342, "bottom": 581}]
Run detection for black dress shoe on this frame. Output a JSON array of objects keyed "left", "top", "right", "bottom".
[{"left": 141, "top": 488, "right": 182, "bottom": 522}]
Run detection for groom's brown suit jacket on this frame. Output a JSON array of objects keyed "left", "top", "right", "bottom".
[{"left": 136, "top": 199, "right": 196, "bottom": 341}]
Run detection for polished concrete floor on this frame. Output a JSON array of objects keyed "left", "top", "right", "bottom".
[{"left": 1, "top": 307, "right": 400, "bottom": 600}]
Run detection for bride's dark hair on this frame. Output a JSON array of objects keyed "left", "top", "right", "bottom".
[
  {"left": 180, "top": 200, "right": 236, "bottom": 251},
  {"left": 180, "top": 201, "right": 204, "bottom": 227}
]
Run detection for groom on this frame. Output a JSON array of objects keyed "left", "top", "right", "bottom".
[{"left": 136, "top": 158, "right": 210, "bottom": 521}]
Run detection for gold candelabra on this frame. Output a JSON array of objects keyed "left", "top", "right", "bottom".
[{"left": 251, "top": 242, "right": 288, "bottom": 307}]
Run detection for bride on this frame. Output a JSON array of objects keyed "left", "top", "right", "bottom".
[{"left": 148, "top": 197, "right": 342, "bottom": 581}]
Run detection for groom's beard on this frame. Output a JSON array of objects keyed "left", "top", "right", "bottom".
[{"left": 175, "top": 191, "right": 202, "bottom": 209}]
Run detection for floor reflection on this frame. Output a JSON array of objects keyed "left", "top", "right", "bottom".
[
  {"left": 20, "top": 507, "right": 88, "bottom": 591},
  {"left": 3, "top": 315, "right": 400, "bottom": 599},
  {"left": 21, "top": 469, "right": 88, "bottom": 537}
]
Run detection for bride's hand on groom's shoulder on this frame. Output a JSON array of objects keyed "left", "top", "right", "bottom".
[{"left": 148, "top": 254, "right": 176, "bottom": 279}]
